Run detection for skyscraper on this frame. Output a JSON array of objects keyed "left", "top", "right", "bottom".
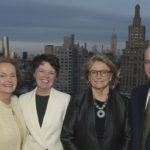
[
  {"left": 53, "top": 34, "right": 90, "bottom": 95},
  {"left": 53, "top": 34, "right": 77, "bottom": 94},
  {"left": 11, "top": 51, "right": 15, "bottom": 59},
  {"left": 2, "top": 36, "right": 9, "bottom": 57},
  {"left": 110, "top": 28, "right": 117, "bottom": 56},
  {"left": 119, "top": 4, "right": 149, "bottom": 94},
  {"left": 44, "top": 45, "right": 54, "bottom": 54}
]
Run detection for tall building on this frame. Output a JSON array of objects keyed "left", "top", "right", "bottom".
[
  {"left": 63, "top": 35, "right": 74, "bottom": 49},
  {"left": 2, "top": 36, "right": 9, "bottom": 57},
  {"left": 110, "top": 29, "right": 117, "bottom": 56},
  {"left": 44, "top": 45, "right": 54, "bottom": 54},
  {"left": 53, "top": 34, "right": 90, "bottom": 95},
  {"left": 22, "top": 51, "right": 28, "bottom": 60},
  {"left": 53, "top": 34, "right": 77, "bottom": 95},
  {"left": 119, "top": 4, "right": 149, "bottom": 94},
  {"left": 11, "top": 51, "right": 15, "bottom": 59},
  {"left": 76, "top": 43, "right": 90, "bottom": 93}
]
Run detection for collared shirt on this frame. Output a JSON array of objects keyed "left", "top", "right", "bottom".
[{"left": 145, "top": 88, "right": 150, "bottom": 109}]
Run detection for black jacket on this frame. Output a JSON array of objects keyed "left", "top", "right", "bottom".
[
  {"left": 131, "top": 82, "right": 150, "bottom": 150},
  {"left": 61, "top": 88, "right": 132, "bottom": 150}
]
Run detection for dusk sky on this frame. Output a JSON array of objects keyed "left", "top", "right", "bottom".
[{"left": 0, "top": 0, "right": 150, "bottom": 55}]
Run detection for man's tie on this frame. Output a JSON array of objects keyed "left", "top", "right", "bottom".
[{"left": 140, "top": 97, "right": 150, "bottom": 150}]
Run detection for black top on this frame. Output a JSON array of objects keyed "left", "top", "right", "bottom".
[
  {"left": 61, "top": 88, "right": 132, "bottom": 150},
  {"left": 94, "top": 99, "right": 106, "bottom": 141},
  {"left": 36, "top": 95, "right": 49, "bottom": 127}
]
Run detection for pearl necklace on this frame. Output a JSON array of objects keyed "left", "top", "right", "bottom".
[{"left": 94, "top": 95, "right": 108, "bottom": 118}]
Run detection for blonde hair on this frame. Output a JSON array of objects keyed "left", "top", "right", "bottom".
[
  {"left": 84, "top": 55, "right": 118, "bottom": 89},
  {"left": 0, "top": 58, "right": 21, "bottom": 80}
]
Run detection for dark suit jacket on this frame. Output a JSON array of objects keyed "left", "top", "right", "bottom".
[
  {"left": 131, "top": 82, "right": 150, "bottom": 150},
  {"left": 61, "top": 88, "right": 132, "bottom": 150}
]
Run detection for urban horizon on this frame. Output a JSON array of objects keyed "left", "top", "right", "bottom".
[
  {"left": 0, "top": 0, "right": 150, "bottom": 56},
  {"left": 0, "top": 36, "right": 125, "bottom": 57}
]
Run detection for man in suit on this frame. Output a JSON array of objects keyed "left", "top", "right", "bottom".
[{"left": 131, "top": 46, "right": 150, "bottom": 150}]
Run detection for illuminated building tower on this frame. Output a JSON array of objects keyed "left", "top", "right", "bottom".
[
  {"left": 110, "top": 29, "right": 117, "bottom": 56},
  {"left": 11, "top": 51, "right": 15, "bottom": 59},
  {"left": 2, "top": 36, "right": 9, "bottom": 57},
  {"left": 119, "top": 4, "right": 149, "bottom": 94}
]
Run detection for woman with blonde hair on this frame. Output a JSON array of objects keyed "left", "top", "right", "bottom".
[
  {"left": 0, "top": 58, "right": 27, "bottom": 150},
  {"left": 61, "top": 55, "right": 132, "bottom": 150}
]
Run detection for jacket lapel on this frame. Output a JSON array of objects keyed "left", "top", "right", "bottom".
[
  {"left": 27, "top": 88, "right": 46, "bottom": 146},
  {"left": 84, "top": 88, "right": 101, "bottom": 146},
  {"left": 28, "top": 88, "right": 41, "bottom": 130},
  {"left": 138, "top": 83, "right": 150, "bottom": 132},
  {"left": 41, "top": 88, "right": 55, "bottom": 129},
  {"left": 102, "top": 89, "right": 115, "bottom": 144}
]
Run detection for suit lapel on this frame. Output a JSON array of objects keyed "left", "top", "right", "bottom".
[
  {"left": 138, "top": 89, "right": 148, "bottom": 120},
  {"left": 41, "top": 88, "right": 55, "bottom": 129},
  {"left": 27, "top": 88, "right": 46, "bottom": 146},
  {"left": 138, "top": 83, "right": 150, "bottom": 131},
  {"left": 28, "top": 88, "right": 41, "bottom": 130}
]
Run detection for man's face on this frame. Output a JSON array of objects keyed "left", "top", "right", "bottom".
[{"left": 144, "top": 48, "right": 150, "bottom": 79}]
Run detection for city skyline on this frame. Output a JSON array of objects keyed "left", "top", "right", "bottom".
[{"left": 0, "top": 0, "right": 150, "bottom": 55}]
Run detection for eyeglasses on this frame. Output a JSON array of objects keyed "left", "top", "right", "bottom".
[
  {"left": 89, "top": 70, "right": 111, "bottom": 77},
  {"left": 144, "top": 60, "right": 150, "bottom": 65}
]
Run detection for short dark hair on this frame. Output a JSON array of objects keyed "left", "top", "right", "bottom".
[
  {"left": 32, "top": 54, "right": 60, "bottom": 77},
  {"left": 0, "top": 57, "right": 21, "bottom": 80},
  {"left": 84, "top": 55, "right": 118, "bottom": 89}
]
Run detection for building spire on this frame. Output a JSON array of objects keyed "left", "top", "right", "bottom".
[
  {"left": 133, "top": 4, "right": 141, "bottom": 27},
  {"left": 110, "top": 28, "right": 117, "bottom": 56}
]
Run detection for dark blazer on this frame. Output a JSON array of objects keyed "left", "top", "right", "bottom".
[
  {"left": 131, "top": 82, "right": 150, "bottom": 150},
  {"left": 61, "top": 88, "right": 132, "bottom": 150}
]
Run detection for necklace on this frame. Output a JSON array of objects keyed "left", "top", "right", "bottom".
[
  {"left": 94, "top": 95, "right": 108, "bottom": 118},
  {"left": 10, "top": 104, "right": 15, "bottom": 116},
  {"left": 12, "top": 110, "right": 15, "bottom": 115}
]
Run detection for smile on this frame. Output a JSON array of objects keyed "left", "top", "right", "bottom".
[
  {"left": 4, "top": 84, "right": 14, "bottom": 87},
  {"left": 41, "top": 80, "right": 49, "bottom": 83}
]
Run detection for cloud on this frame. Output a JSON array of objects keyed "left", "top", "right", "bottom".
[
  {"left": 0, "top": 0, "right": 130, "bottom": 41},
  {"left": 0, "top": 0, "right": 149, "bottom": 55}
]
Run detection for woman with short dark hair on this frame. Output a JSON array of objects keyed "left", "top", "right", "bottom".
[{"left": 19, "top": 54, "right": 70, "bottom": 150}]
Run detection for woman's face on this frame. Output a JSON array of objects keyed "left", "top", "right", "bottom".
[
  {"left": 0, "top": 63, "right": 17, "bottom": 95},
  {"left": 88, "top": 61, "right": 112, "bottom": 90},
  {"left": 34, "top": 61, "right": 56, "bottom": 93}
]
